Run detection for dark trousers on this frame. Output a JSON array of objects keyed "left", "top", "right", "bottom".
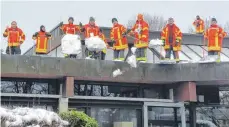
[
  {"left": 101, "top": 52, "right": 106, "bottom": 60},
  {"left": 136, "top": 48, "right": 147, "bottom": 61},
  {"left": 208, "top": 51, "right": 219, "bottom": 56},
  {"left": 165, "top": 45, "right": 179, "bottom": 60},
  {"left": 6, "top": 46, "right": 21, "bottom": 55},
  {"left": 113, "top": 50, "right": 125, "bottom": 61}
]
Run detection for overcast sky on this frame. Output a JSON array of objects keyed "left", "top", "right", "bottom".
[{"left": 1, "top": 0, "right": 229, "bottom": 54}]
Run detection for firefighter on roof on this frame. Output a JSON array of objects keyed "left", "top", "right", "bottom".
[
  {"left": 110, "top": 18, "right": 128, "bottom": 61},
  {"left": 3, "top": 21, "right": 25, "bottom": 55},
  {"left": 204, "top": 18, "right": 227, "bottom": 62},
  {"left": 161, "top": 17, "right": 182, "bottom": 62},
  {"left": 193, "top": 15, "right": 205, "bottom": 34},
  {"left": 79, "top": 17, "right": 100, "bottom": 58},
  {"left": 130, "top": 14, "right": 149, "bottom": 63},
  {"left": 32, "top": 25, "right": 52, "bottom": 55},
  {"left": 60, "top": 17, "right": 81, "bottom": 58}
]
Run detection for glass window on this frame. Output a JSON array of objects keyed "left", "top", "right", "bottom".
[
  {"left": 181, "top": 45, "right": 201, "bottom": 60},
  {"left": 105, "top": 49, "right": 113, "bottom": 60},
  {"left": 154, "top": 46, "right": 190, "bottom": 61},
  {"left": 187, "top": 45, "right": 205, "bottom": 57},
  {"left": 222, "top": 48, "right": 229, "bottom": 56},
  {"left": 48, "top": 49, "right": 57, "bottom": 57},
  {"left": 91, "top": 107, "right": 141, "bottom": 127},
  {"left": 147, "top": 49, "right": 159, "bottom": 63},
  {"left": 202, "top": 46, "right": 229, "bottom": 61}
]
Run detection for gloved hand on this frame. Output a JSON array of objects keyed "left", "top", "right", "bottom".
[
  {"left": 175, "top": 39, "right": 179, "bottom": 46},
  {"left": 34, "top": 32, "right": 39, "bottom": 37},
  {"left": 45, "top": 32, "right": 52, "bottom": 37},
  {"left": 122, "top": 32, "right": 127, "bottom": 37},
  {"left": 108, "top": 39, "right": 115, "bottom": 47},
  {"left": 59, "top": 22, "right": 63, "bottom": 27},
  {"left": 79, "top": 22, "right": 83, "bottom": 28},
  {"left": 139, "top": 30, "right": 143, "bottom": 34}
]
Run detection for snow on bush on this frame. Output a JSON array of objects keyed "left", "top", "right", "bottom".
[
  {"left": 0, "top": 107, "right": 69, "bottom": 127},
  {"left": 149, "top": 39, "right": 163, "bottom": 48},
  {"left": 197, "top": 120, "right": 217, "bottom": 127},
  {"left": 85, "top": 36, "right": 106, "bottom": 52},
  {"left": 61, "top": 34, "right": 82, "bottom": 55}
]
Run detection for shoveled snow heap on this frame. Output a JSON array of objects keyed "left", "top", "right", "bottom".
[
  {"left": 148, "top": 39, "right": 163, "bottom": 48},
  {"left": 126, "top": 47, "right": 137, "bottom": 68},
  {"left": 113, "top": 47, "right": 138, "bottom": 77},
  {"left": 197, "top": 120, "right": 217, "bottom": 127},
  {"left": 0, "top": 107, "right": 69, "bottom": 127},
  {"left": 61, "top": 34, "right": 82, "bottom": 55},
  {"left": 85, "top": 36, "right": 106, "bottom": 52}
]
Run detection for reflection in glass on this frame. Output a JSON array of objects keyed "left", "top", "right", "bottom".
[
  {"left": 222, "top": 48, "right": 229, "bottom": 56},
  {"left": 1, "top": 81, "right": 49, "bottom": 94},
  {"left": 181, "top": 45, "right": 201, "bottom": 60},
  {"left": 91, "top": 107, "right": 140, "bottom": 127}
]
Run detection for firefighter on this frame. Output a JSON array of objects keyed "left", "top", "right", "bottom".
[
  {"left": 32, "top": 25, "right": 52, "bottom": 55},
  {"left": 3, "top": 21, "right": 25, "bottom": 55},
  {"left": 110, "top": 18, "right": 128, "bottom": 61},
  {"left": 161, "top": 17, "right": 182, "bottom": 62},
  {"left": 130, "top": 14, "right": 149, "bottom": 63},
  {"left": 79, "top": 17, "right": 100, "bottom": 59},
  {"left": 193, "top": 15, "right": 205, "bottom": 34},
  {"left": 99, "top": 29, "right": 107, "bottom": 60},
  {"left": 204, "top": 18, "right": 227, "bottom": 62},
  {"left": 60, "top": 17, "right": 81, "bottom": 58}
]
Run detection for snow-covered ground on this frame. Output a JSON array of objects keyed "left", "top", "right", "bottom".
[{"left": 0, "top": 107, "right": 69, "bottom": 127}]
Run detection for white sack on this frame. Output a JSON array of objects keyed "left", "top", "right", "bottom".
[
  {"left": 127, "top": 55, "right": 137, "bottom": 68},
  {"left": 61, "top": 34, "right": 82, "bottom": 55},
  {"left": 149, "top": 39, "right": 163, "bottom": 48},
  {"left": 85, "top": 36, "right": 106, "bottom": 52}
]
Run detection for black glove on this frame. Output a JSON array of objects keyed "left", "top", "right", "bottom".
[
  {"left": 59, "top": 22, "right": 63, "bottom": 27},
  {"left": 45, "top": 32, "right": 52, "bottom": 37},
  {"left": 122, "top": 32, "right": 127, "bottom": 37},
  {"left": 79, "top": 22, "right": 83, "bottom": 28},
  {"left": 108, "top": 40, "right": 115, "bottom": 47},
  {"left": 81, "top": 40, "right": 85, "bottom": 45},
  {"left": 196, "top": 22, "right": 200, "bottom": 27},
  {"left": 175, "top": 39, "right": 179, "bottom": 46},
  {"left": 34, "top": 32, "right": 39, "bottom": 37}
]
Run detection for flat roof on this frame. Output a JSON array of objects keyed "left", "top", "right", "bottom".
[{"left": 1, "top": 54, "right": 229, "bottom": 85}]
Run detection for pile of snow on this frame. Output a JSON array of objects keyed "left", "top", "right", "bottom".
[
  {"left": 85, "top": 36, "right": 106, "bottom": 52},
  {"left": 197, "top": 120, "right": 217, "bottom": 127},
  {"left": 126, "top": 47, "right": 137, "bottom": 68},
  {"left": 61, "top": 34, "right": 82, "bottom": 55},
  {"left": 0, "top": 107, "right": 69, "bottom": 127},
  {"left": 149, "top": 39, "right": 163, "bottom": 48},
  {"left": 112, "top": 69, "right": 123, "bottom": 77}
]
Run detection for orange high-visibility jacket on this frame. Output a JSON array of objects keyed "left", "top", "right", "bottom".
[
  {"left": 3, "top": 27, "right": 25, "bottom": 47},
  {"left": 110, "top": 24, "right": 128, "bottom": 50},
  {"left": 60, "top": 23, "right": 80, "bottom": 34},
  {"left": 32, "top": 31, "right": 52, "bottom": 54},
  {"left": 193, "top": 19, "right": 205, "bottom": 33},
  {"left": 204, "top": 25, "right": 226, "bottom": 51},
  {"left": 131, "top": 20, "right": 149, "bottom": 48},
  {"left": 161, "top": 24, "right": 182, "bottom": 51},
  {"left": 83, "top": 24, "right": 100, "bottom": 38}
]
